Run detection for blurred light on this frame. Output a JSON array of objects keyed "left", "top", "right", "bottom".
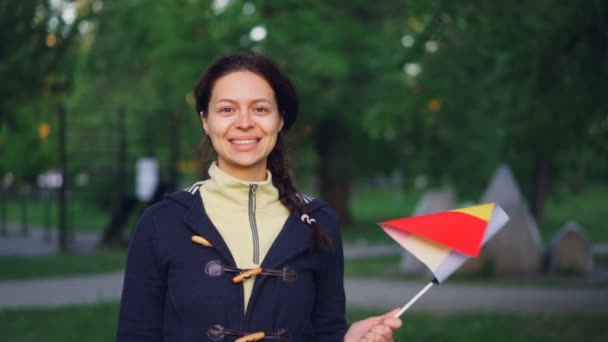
[
  {"left": 249, "top": 25, "right": 267, "bottom": 41},
  {"left": 185, "top": 91, "right": 195, "bottom": 105},
  {"left": 39, "top": 122, "right": 51, "bottom": 140},
  {"left": 401, "top": 34, "right": 415, "bottom": 48},
  {"left": 75, "top": 172, "right": 90, "bottom": 187},
  {"left": 78, "top": 21, "right": 92, "bottom": 35},
  {"left": 427, "top": 98, "right": 442, "bottom": 112},
  {"left": 425, "top": 40, "right": 439, "bottom": 53},
  {"left": 46, "top": 34, "right": 57, "bottom": 47},
  {"left": 37, "top": 170, "right": 63, "bottom": 189},
  {"left": 212, "top": 0, "right": 231, "bottom": 15},
  {"left": 62, "top": 5, "right": 76, "bottom": 25},
  {"left": 243, "top": 2, "right": 256, "bottom": 16},
  {"left": 408, "top": 16, "right": 424, "bottom": 32},
  {"left": 92, "top": 0, "right": 103, "bottom": 13},
  {"left": 403, "top": 63, "right": 421, "bottom": 77},
  {"left": 2, "top": 172, "right": 14, "bottom": 189},
  {"left": 49, "top": 17, "right": 59, "bottom": 30}
]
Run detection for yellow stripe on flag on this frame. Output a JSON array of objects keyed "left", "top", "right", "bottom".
[{"left": 450, "top": 203, "right": 495, "bottom": 221}]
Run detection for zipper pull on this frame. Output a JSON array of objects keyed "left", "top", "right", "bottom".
[{"left": 250, "top": 184, "right": 257, "bottom": 212}]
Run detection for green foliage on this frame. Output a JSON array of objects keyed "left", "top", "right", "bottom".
[
  {"left": 0, "top": 0, "right": 89, "bottom": 181},
  {"left": 380, "top": 0, "right": 608, "bottom": 198},
  {"left": 4, "top": 0, "right": 606, "bottom": 223}
]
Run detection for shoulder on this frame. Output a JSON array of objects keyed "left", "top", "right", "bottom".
[
  {"left": 298, "top": 192, "right": 341, "bottom": 233},
  {"left": 139, "top": 185, "right": 201, "bottom": 220}
]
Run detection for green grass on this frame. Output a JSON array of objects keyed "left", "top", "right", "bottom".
[
  {"left": 0, "top": 302, "right": 119, "bottom": 342},
  {"left": 0, "top": 302, "right": 605, "bottom": 342},
  {"left": 342, "top": 187, "right": 421, "bottom": 243},
  {"left": 2, "top": 197, "right": 110, "bottom": 230},
  {"left": 347, "top": 309, "right": 608, "bottom": 342},
  {"left": 0, "top": 251, "right": 127, "bottom": 280}
]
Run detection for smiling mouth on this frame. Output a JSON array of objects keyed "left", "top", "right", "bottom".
[{"left": 230, "top": 138, "right": 260, "bottom": 145}]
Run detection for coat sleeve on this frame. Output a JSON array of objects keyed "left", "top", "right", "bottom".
[
  {"left": 116, "top": 209, "right": 166, "bottom": 342},
  {"left": 312, "top": 207, "right": 349, "bottom": 341}
]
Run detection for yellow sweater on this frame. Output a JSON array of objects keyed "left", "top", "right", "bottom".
[{"left": 200, "top": 162, "right": 290, "bottom": 311}]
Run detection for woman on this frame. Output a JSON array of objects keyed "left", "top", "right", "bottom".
[{"left": 117, "top": 52, "right": 401, "bottom": 341}]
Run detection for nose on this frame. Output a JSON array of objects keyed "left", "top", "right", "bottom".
[{"left": 235, "top": 111, "right": 254, "bottom": 129}]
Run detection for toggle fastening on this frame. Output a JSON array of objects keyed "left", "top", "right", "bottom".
[
  {"left": 204, "top": 260, "right": 297, "bottom": 282},
  {"left": 208, "top": 325, "right": 288, "bottom": 342},
  {"left": 191, "top": 235, "right": 213, "bottom": 247}
]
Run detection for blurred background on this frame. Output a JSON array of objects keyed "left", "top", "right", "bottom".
[{"left": 1, "top": 0, "right": 607, "bottom": 341}]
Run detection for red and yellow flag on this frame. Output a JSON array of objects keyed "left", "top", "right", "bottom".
[{"left": 379, "top": 203, "right": 509, "bottom": 283}]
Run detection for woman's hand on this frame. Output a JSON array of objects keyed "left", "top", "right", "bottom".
[{"left": 344, "top": 308, "right": 402, "bottom": 342}]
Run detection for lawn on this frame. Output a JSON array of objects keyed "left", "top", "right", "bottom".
[
  {"left": 0, "top": 250, "right": 126, "bottom": 280},
  {"left": 0, "top": 302, "right": 605, "bottom": 342}
]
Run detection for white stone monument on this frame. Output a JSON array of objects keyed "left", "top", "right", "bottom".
[{"left": 480, "top": 164, "right": 543, "bottom": 275}]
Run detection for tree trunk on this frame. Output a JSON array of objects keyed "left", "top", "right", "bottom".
[
  {"left": 315, "top": 119, "right": 353, "bottom": 226},
  {"left": 530, "top": 153, "right": 552, "bottom": 224}
]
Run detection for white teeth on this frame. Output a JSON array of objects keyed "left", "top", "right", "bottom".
[{"left": 232, "top": 139, "right": 258, "bottom": 145}]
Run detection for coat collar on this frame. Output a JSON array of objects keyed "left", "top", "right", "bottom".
[{"left": 165, "top": 189, "right": 328, "bottom": 268}]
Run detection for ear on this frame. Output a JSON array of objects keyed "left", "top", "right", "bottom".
[
  {"left": 200, "top": 111, "right": 209, "bottom": 133},
  {"left": 278, "top": 116, "right": 284, "bottom": 132}
]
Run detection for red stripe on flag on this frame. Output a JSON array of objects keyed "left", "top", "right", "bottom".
[{"left": 379, "top": 212, "right": 488, "bottom": 257}]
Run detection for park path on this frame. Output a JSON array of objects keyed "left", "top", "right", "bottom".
[
  {"left": 1, "top": 226, "right": 607, "bottom": 313},
  {"left": 0, "top": 271, "right": 607, "bottom": 314}
]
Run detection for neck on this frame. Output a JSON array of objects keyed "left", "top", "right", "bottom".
[{"left": 216, "top": 160, "right": 269, "bottom": 182}]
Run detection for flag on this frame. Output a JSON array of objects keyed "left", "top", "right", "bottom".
[{"left": 379, "top": 203, "right": 509, "bottom": 283}]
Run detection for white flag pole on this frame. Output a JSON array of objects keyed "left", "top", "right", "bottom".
[{"left": 394, "top": 281, "right": 435, "bottom": 318}]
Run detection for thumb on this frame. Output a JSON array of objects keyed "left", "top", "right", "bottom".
[
  {"left": 381, "top": 307, "right": 401, "bottom": 319},
  {"left": 365, "top": 308, "right": 401, "bottom": 325},
  {"left": 380, "top": 308, "right": 403, "bottom": 330}
]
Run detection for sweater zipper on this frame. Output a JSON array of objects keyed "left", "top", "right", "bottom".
[{"left": 248, "top": 184, "right": 260, "bottom": 264}]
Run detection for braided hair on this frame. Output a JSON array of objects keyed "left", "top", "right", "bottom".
[{"left": 194, "top": 52, "right": 331, "bottom": 250}]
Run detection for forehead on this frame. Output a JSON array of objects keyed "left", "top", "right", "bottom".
[{"left": 211, "top": 71, "right": 275, "bottom": 102}]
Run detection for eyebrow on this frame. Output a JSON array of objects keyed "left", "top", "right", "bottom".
[{"left": 215, "top": 98, "right": 273, "bottom": 105}]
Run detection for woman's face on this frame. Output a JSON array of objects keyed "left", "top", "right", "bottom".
[{"left": 202, "top": 71, "right": 283, "bottom": 181}]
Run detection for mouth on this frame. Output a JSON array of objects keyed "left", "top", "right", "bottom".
[{"left": 229, "top": 138, "right": 261, "bottom": 145}]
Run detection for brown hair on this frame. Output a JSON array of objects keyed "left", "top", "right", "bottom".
[{"left": 194, "top": 52, "right": 331, "bottom": 250}]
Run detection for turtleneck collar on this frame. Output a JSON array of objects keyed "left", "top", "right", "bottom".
[{"left": 203, "top": 162, "right": 281, "bottom": 209}]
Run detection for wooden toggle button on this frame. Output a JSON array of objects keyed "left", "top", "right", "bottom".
[
  {"left": 192, "top": 235, "right": 213, "bottom": 247},
  {"left": 235, "top": 332, "right": 265, "bottom": 342},
  {"left": 232, "top": 267, "right": 263, "bottom": 283}
]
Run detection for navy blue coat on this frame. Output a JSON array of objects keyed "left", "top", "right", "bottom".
[{"left": 116, "top": 188, "right": 347, "bottom": 342}]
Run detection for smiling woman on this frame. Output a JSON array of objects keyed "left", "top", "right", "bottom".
[
  {"left": 116, "top": 52, "right": 401, "bottom": 342},
  {"left": 201, "top": 71, "right": 283, "bottom": 182}
]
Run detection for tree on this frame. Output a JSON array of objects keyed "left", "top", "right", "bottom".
[
  {"left": 373, "top": 0, "right": 608, "bottom": 223},
  {"left": 0, "top": 0, "right": 87, "bottom": 182}
]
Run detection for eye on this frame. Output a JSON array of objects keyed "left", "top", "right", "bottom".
[
  {"left": 218, "top": 107, "right": 235, "bottom": 114},
  {"left": 253, "top": 106, "right": 269, "bottom": 114}
]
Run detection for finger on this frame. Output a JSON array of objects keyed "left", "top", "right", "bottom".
[
  {"left": 370, "top": 324, "right": 392, "bottom": 336},
  {"left": 362, "top": 331, "right": 385, "bottom": 342},
  {"left": 381, "top": 317, "right": 403, "bottom": 330}
]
